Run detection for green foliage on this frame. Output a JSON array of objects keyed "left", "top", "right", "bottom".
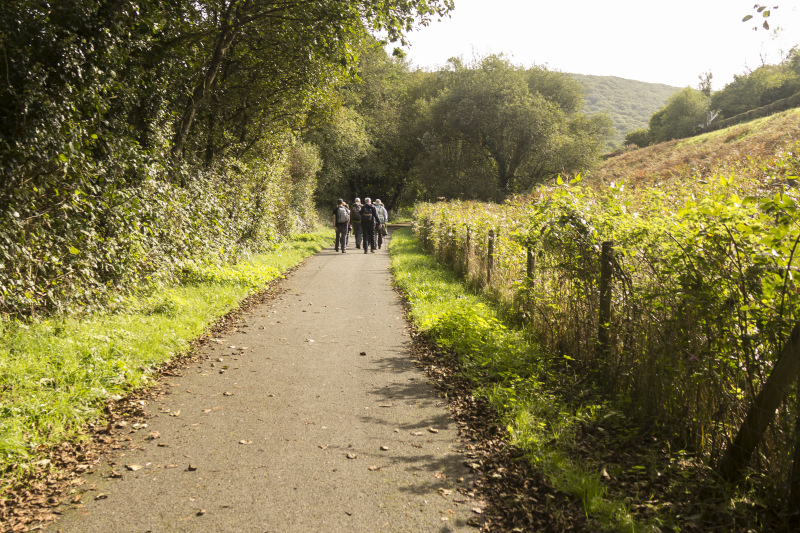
[
  {"left": 0, "top": 0, "right": 450, "bottom": 317},
  {"left": 412, "top": 155, "right": 800, "bottom": 496},
  {"left": 623, "top": 128, "right": 651, "bottom": 148},
  {"left": 649, "top": 87, "right": 710, "bottom": 143},
  {"left": 414, "top": 56, "right": 612, "bottom": 198},
  {"left": 710, "top": 50, "right": 800, "bottom": 119},
  {"left": 390, "top": 227, "right": 645, "bottom": 530},
  {"left": 309, "top": 53, "right": 614, "bottom": 208}
]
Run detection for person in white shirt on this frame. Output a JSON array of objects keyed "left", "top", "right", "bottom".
[{"left": 374, "top": 199, "right": 388, "bottom": 249}]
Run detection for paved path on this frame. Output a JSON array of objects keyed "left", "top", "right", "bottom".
[{"left": 47, "top": 230, "right": 477, "bottom": 532}]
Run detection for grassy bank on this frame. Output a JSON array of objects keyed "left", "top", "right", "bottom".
[
  {"left": 390, "top": 226, "right": 667, "bottom": 532},
  {"left": 0, "top": 230, "right": 332, "bottom": 487}
]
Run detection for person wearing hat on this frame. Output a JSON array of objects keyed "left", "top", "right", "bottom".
[
  {"left": 350, "top": 198, "right": 364, "bottom": 249},
  {"left": 360, "top": 197, "right": 378, "bottom": 253},
  {"left": 374, "top": 199, "right": 389, "bottom": 249}
]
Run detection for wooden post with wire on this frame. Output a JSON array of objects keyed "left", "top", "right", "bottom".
[
  {"left": 487, "top": 229, "right": 495, "bottom": 285},
  {"left": 598, "top": 241, "right": 614, "bottom": 357}
]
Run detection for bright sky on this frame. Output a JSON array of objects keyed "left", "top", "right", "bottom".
[{"left": 397, "top": 0, "right": 800, "bottom": 90}]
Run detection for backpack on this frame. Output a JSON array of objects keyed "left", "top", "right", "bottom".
[
  {"left": 362, "top": 205, "right": 373, "bottom": 221},
  {"left": 336, "top": 206, "right": 348, "bottom": 223},
  {"left": 351, "top": 205, "right": 362, "bottom": 222}
]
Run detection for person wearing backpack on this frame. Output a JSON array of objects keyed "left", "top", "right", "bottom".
[
  {"left": 360, "top": 197, "right": 378, "bottom": 254},
  {"left": 332, "top": 198, "right": 349, "bottom": 253},
  {"left": 374, "top": 199, "right": 388, "bottom": 249},
  {"left": 350, "top": 198, "right": 364, "bottom": 249}
]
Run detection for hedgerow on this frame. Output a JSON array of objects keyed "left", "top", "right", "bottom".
[{"left": 413, "top": 151, "right": 800, "bottom": 496}]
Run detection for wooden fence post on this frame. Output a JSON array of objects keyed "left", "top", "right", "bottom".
[
  {"left": 465, "top": 225, "right": 471, "bottom": 276},
  {"left": 597, "top": 241, "right": 614, "bottom": 357},
  {"left": 719, "top": 321, "right": 800, "bottom": 482},
  {"left": 487, "top": 229, "right": 495, "bottom": 285},
  {"left": 526, "top": 247, "right": 534, "bottom": 282}
]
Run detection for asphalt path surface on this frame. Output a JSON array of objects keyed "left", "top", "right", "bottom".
[{"left": 46, "top": 228, "right": 478, "bottom": 532}]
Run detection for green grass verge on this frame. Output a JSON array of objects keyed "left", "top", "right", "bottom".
[
  {"left": 389, "top": 227, "right": 655, "bottom": 532},
  {"left": 0, "top": 230, "right": 332, "bottom": 484}
]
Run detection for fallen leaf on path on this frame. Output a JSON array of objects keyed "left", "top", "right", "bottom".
[
  {"left": 318, "top": 445, "right": 328, "bottom": 450},
  {"left": 223, "top": 392, "right": 233, "bottom": 396},
  {"left": 166, "top": 464, "right": 178, "bottom": 468},
  {"left": 379, "top": 404, "right": 392, "bottom": 408},
  {"left": 472, "top": 508, "right": 483, "bottom": 515},
  {"left": 438, "top": 488, "right": 452, "bottom": 498},
  {"left": 188, "top": 464, "right": 198, "bottom": 471},
  {"left": 95, "top": 493, "right": 108, "bottom": 500},
  {"left": 125, "top": 464, "right": 143, "bottom": 471},
  {"left": 197, "top": 508, "right": 206, "bottom": 516},
  {"left": 380, "top": 446, "right": 389, "bottom": 451},
  {"left": 367, "top": 465, "right": 381, "bottom": 471},
  {"left": 346, "top": 453, "right": 358, "bottom": 459},
  {"left": 170, "top": 410, "right": 181, "bottom": 417},
  {"left": 434, "top": 472, "right": 447, "bottom": 479},
  {"left": 109, "top": 471, "right": 122, "bottom": 478},
  {"left": 202, "top": 409, "right": 212, "bottom": 413},
  {"left": 427, "top": 428, "right": 439, "bottom": 434},
  {"left": 359, "top": 352, "right": 367, "bottom": 356},
  {"left": 239, "top": 440, "right": 253, "bottom": 445},
  {"left": 410, "top": 431, "right": 423, "bottom": 436}
]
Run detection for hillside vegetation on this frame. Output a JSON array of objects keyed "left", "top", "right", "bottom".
[
  {"left": 590, "top": 107, "right": 800, "bottom": 188},
  {"left": 410, "top": 109, "right": 800, "bottom": 527},
  {"left": 569, "top": 74, "right": 680, "bottom": 149}
]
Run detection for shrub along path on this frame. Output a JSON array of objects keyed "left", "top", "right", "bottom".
[{"left": 39, "top": 229, "right": 481, "bottom": 532}]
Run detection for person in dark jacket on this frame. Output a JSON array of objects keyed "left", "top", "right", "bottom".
[
  {"left": 360, "top": 197, "right": 378, "bottom": 254},
  {"left": 350, "top": 198, "right": 363, "bottom": 249},
  {"left": 332, "top": 198, "right": 349, "bottom": 253}
]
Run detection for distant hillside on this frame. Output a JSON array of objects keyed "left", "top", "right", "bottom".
[{"left": 568, "top": 74, "right": 681, "bottom": 149}]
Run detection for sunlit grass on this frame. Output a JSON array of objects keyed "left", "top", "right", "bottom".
[
  {"left": 389, "top": 227, "right": 658, "bottom": 532},
  {"left": 0, "top": 230, "right": 332, "bottom": 483}
]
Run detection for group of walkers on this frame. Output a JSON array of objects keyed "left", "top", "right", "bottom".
[{"left": 333, "top": 197, "right": 388, "bottom": 254}]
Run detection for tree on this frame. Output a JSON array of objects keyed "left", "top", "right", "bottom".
[
  {"left": 624, "top": 128, "right": 651, "bottom": 148},
  {"left": 649, "top": 87, "right": 709, "bottom": 143},
  {"left": 419, "top": 56, "right": 611, "bottom": 197},
  {"left": 710, "top": 52, "right": 800, "bottom": 118}
]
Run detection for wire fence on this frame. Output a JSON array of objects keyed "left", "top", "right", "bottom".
[{"left": 414, "top": 192, "right": 800, "bottom": 498}]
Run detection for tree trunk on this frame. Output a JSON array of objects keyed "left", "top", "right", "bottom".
[
  {"left": 172, "top": 10, "right": 238, "bottom": 158},
  {"left": 718, "top": 322, "right": 800, "bottom": 482}
]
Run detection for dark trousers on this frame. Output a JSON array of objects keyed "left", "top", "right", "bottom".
[
  {"left": 362, "top": 224, "right": 375, "bottom": 252},
  {"left": 335, "top": 222, "right": 348, "bottom": 251},
  {"left": 377, "top": 225, "right": 385, "bottom": 248},
  {"left": 352, "top": 223, "right": 363, "bottom": 248}
]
